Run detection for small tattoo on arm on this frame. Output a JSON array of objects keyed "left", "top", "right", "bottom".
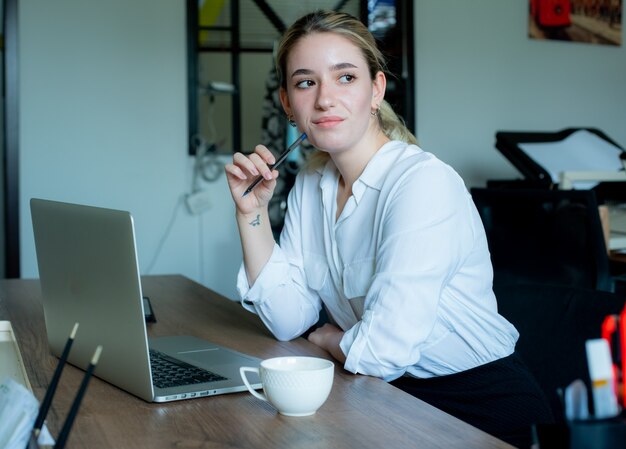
[{"left": 249, "top": 214, "right": 261, "bottom": 227}]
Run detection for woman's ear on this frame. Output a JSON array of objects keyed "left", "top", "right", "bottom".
[
  {"left": 279, "top": 87, "right": 291, "bottom": 117},
  {"left": 371, "top": 71, "right": 387, "bottom": 108}
]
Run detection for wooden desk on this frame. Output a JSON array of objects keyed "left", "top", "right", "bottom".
[{"left": 0, "top": 275, "right": 513, "bottom": 449}]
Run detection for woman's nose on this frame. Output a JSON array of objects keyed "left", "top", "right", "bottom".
[{"left": 315, "top": 82, "right": 334, "bottom": 110}]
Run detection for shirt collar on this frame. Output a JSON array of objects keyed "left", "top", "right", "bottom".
[
  {"left": 357, "top": 140, "right": 409, "bottom": 191},
  {"left": 317, "top": 140, "right": 419, "bottom": 199}
]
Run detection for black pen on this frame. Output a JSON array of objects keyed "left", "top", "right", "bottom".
[
  {"left": 32, "top": 322, "right": 79, "bottom": 437},
  {"left": 54, "top": 345, "right": 103, "bottom": 449},
  {"left": 242, "top": 132, "right": 307, "bottom": 197}
]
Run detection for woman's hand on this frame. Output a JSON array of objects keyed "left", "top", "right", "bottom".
[
  {"left": 308, "top": 323, "right": 346, "bottom": 364},
  {"left": 224, "top": 144, "right": 279, "bottom": 215}
]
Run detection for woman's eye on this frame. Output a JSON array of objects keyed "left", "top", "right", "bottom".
[
  {"left": 295, "top": 79, "right": 314, "bottom": 89},
  {"left": 339, "top": 74, "right": 355, "bottom": 83}
]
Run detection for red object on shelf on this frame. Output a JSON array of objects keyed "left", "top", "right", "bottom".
[
  {"left": 601, "top": 308, "right": 626, "bottom": 407},
  {"left": 531, "top": 0, "right": 571, "bottom": 27}
]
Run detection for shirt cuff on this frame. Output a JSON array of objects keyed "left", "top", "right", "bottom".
[
  {"left": 340, "top": 321, "right": 364, "bottom": 374},
  {"left": 236, "top": 243, "right": 289, "bottom": 311},
  {"left": 339, "top": 311, "right": 407, "bottom": 382}
]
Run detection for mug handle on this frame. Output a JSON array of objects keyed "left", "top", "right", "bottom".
[{"left": 240, "top": 366, "right": 267, "bottom": 401}]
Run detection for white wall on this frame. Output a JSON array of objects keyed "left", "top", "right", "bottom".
[
  {"left": 19, "top": 0, "right": 242, "bottom": 299},
  {"left": 18, "top": 1, "right": 626, "bottom": 298},
  {"left": 414, "top": 1, "right": 626, "bottom": 188}
]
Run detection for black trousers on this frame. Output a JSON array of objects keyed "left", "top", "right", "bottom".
[{"left": 390, "top": 352, "right": 554, "bottom": 448}]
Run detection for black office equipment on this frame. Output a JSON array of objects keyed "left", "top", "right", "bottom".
[
  {"left": 495, "top": 127, "right": 626, "bottom": 189},
  {"left": 471, "top": 187, "right": 612, "bottom": 292},
  {"left": 495, "top": 282, "right": 626, "bottom": 423},
  {"left": 143, "top": 297, "right": 156, "bottom": 323},
  {"left": 497, "top": 283, "right": 626, "bottom": 449}
]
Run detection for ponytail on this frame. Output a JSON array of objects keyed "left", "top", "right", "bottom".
[{"left": 377, "top": 100, "right": 417, "bottom": 145}]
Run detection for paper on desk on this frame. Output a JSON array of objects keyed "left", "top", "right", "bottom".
[
  {"left": 0, "top": 321, "right": 33, "bottom": 390},
  {"left": 0, "top": 378, "right": 54, "bottom": 449},
  {"left": 519, "top": 130, "right": 624, "bottom": 189}
]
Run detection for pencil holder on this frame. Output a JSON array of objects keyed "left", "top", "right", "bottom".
[{"left": 535, "top": 410, "right": 626, "bottom": 449}]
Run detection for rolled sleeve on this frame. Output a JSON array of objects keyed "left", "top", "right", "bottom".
[
  {"left": 237, "top": 243, "right": 287, "bottom": 308},
  {"left": 340, "top": 311, "right": 409, "bottom": 381},
  {"left": 236, "top": 243, "right": 322, "bottom": 341}
]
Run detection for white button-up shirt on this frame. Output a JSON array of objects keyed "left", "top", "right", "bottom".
[{"left": 237, "top": 141, "right": 518, "bottom": 381}]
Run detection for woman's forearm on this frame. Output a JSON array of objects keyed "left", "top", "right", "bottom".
[
  {"left": 308, "top": 324, "right": 347, "bottom": 364},
  {"left": 236, "top": 208, "right": 276, "bottom": 286}
]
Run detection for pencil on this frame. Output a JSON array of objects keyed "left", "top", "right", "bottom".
[
  {"left": 54, "top": 345, "right": 103, "bottom": 449},
  {"left": 33, "top": 322, "right": 79, "bottom": 435},
  {"left": 242, "top": 132, "right": 307, "bottom": 197}
]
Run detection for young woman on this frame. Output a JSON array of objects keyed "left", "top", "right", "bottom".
[{"left": 225, "top": 10, "right": 552, "bottom": 448}]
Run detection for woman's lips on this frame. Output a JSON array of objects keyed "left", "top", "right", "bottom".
[{"left": 313, "top": 116, "right": 344, "bottom": 127}]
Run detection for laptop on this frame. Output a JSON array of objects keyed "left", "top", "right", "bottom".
[{"left": 30, "top": 198, "right": 261, "bottom": 403}]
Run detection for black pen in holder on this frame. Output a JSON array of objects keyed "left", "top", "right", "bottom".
[
  {"left": 32, "top": 322, "right": 79, "bottom": 440},
  {"left": 54, "top": 345, "right": 102, "bottom": 449},
  {"left": 27, "top": 323, "right": 102, "bottom": 449}
]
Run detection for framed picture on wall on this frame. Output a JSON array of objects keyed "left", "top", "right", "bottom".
[{"left": 528, "top": 0, "right": 622, "bottom": 46}]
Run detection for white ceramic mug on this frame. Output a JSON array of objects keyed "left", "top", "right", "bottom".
[{"left": 240, "top": 356, "right": 334, "bottom": 416}]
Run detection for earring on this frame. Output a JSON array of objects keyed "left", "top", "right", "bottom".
[
  {"left": 288, "top": 115, "right": 297, "bottom": 127},
  {"left": 370, "top": 106, "right": 380, "bottom": 117}
]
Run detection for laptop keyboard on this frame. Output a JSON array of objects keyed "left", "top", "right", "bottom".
[{"left": 149, "top": 349, "right": 227, "bottom": 389}]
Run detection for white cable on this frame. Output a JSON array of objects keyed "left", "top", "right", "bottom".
[
  {"left": 144, "top": 195, "right": 184, "bottom": 274},
  {"left": 190, "top": 89, "right": 224, "bottom": 188},
  {"left": 191, "top": 135, "right": 223, "bottom": 186},
  {"left": 199, "top": 212, "right": 205, "bottom": 284}
]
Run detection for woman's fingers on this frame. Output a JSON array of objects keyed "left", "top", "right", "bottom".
[
  {"left": 232, "top": 152, "right": 260, "bottom": 177},
  {"left": 254, "top": 145, "right": 276, "bottom": 165},
  {"left": 224, "top": 160, "right": 248, "bottom": 180},
  {"left": 248, "top": 150, "right": 276, "bottom": 180},
  {"left": 230, "top": 146, "right": 277, "bottom": 181}
]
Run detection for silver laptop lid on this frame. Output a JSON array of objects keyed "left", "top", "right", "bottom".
[{"left": 31, "top": 198, "right": 154, "bottom": 401}]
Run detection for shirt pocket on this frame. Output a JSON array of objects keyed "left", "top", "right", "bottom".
[
  {"left": 303, "top": 253, "right": 329, "bottom": 292},
  {"left": 343, "top": 258, "right": 375, "bottom": 299}
]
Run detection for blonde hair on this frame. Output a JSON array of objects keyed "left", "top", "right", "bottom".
[{"left": 276, "top": 10, "right": 417, "bottom": 167}]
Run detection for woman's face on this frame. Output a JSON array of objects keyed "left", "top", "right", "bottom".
[{"left": 280, "top": 32, "right": 385, "bottom": 155}]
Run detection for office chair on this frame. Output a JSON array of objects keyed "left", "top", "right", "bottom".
[
  {"left": 471, "top": 187, "right": 613, "bottom": 292},
  {"left": 494, "top": 282, "right": 626, "bottom": 423}
]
